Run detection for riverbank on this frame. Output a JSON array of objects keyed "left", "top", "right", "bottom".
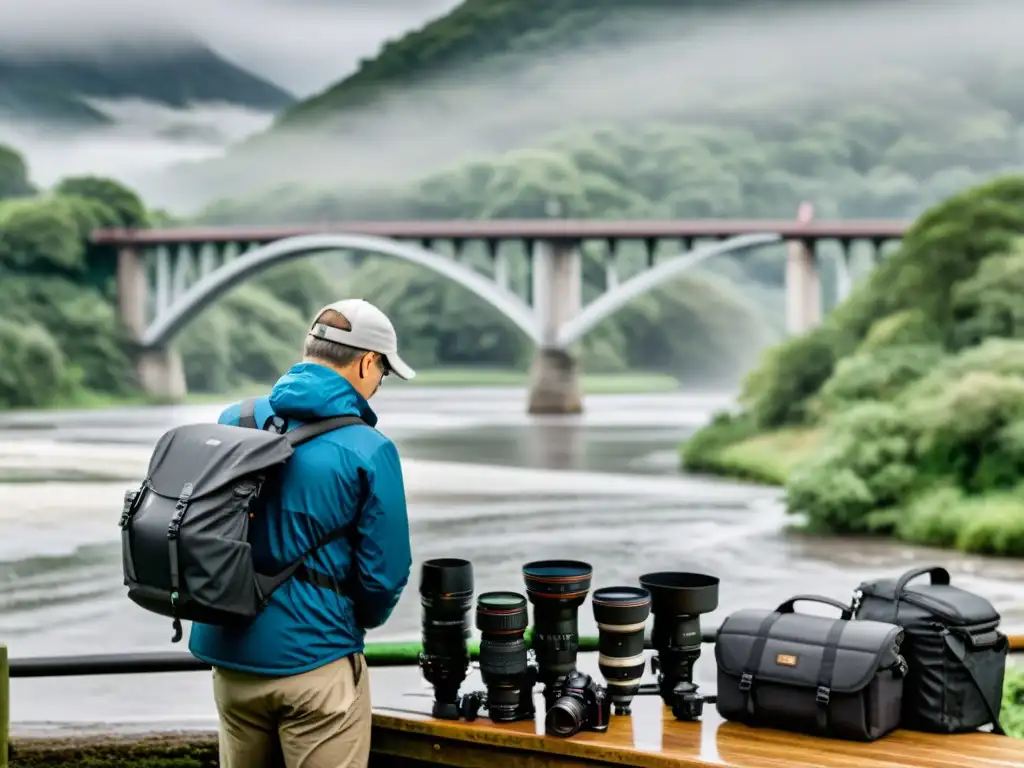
[
  {"left": 680, "top": 424, "right": 1024, "bottom": 559},
  {"left": 31, "top": 369, "right": 681, "bottom": 412}
]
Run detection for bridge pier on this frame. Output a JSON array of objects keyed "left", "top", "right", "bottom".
[
  {"left": 528, "top": 241, "right": 583, "bottom": 414},
  {"left": 785, "top": 203, "right": 822, "bottom": 335},
  {"left": 117, "top": 246, "right": 188, "bottom": 402}
]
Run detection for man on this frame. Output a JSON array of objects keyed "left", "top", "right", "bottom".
[{"left": 190, "top": 298, "right": 415, "bottom": 768}]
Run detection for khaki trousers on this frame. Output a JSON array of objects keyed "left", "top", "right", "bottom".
[{"left": 213, "top": 654, "right": 371, "bottom": 768}]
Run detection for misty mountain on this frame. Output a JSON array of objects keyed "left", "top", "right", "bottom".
[
  {"left": 155, "top": 0, "right": 1024, "bottom": 210},
  {"left": 0, "top": 40, "right": 295, "bottom": 127}
]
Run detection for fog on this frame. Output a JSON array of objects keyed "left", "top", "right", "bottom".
[
  {"left": 6, "top": 1, "right": 1024, "bottom": 209},
  {"left": 148, "top": 0, "right": 1024, "bottom": 211},
  {"left": 0, "top": 101, "right": 274, "bottom": 190},
  {"left": 0, "top": 0, "right": 460, "bottom": 96}
]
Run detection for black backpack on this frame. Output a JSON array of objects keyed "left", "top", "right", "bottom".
[
  {"left": 119, "top": 398, "right": 366, "bottom": 642},
  {"left": 853, "top": 566, "right": 1008, "bottom": 735}
]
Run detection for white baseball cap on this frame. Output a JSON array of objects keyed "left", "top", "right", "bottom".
[{"left": 308, "top": 299, "right": 416, "bottom": 380}]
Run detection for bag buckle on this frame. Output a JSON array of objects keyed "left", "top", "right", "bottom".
[
  {"left": 816, "top": 686, "right": 831, "bottom": 705},
  {"left": 739, "top": 673, "right": 753, "bottom": 692}
]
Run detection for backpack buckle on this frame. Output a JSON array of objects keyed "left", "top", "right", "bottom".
[
  {"left": 816, "top": 686, "right": 831, "bottom": 705},
  {"left": 739, "top": 673, "right": 753, "bottom": 692},
  {"left": 167, "top": 483, "right": 194, "bottom": 539}
]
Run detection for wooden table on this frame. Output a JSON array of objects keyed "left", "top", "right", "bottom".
[
  {"left": 9, "top": 678, "right": 1024, "bottom": 767},
  {"left": 372, "top": 690, "right": 1024, "bottom": 768}
]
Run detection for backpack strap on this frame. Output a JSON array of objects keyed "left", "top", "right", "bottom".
[
  {"left": 239, "top": 397, "right": 258, "bottom": 429},
  {"left": 255, "top": 524, "right": 354, "bottom": 600},
  {"left": 252, "top": 416, "right": 370, "bottom": 601},
  {"left": 285, "top": 415, "right": 368, "bottom": 446}
]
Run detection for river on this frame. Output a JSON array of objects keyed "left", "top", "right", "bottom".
[{"left": 3, "top": 387, "right": 1023, "bottom": 729}]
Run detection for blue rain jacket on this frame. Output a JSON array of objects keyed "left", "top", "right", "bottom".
[{"left": 189, "top": 362, "right": 412, "bottom": 675}]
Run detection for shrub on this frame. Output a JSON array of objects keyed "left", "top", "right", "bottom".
[
  {"left": 0, "top": 317, "right": 74, "bottom": 407},
  {"left": 900, "top": 338, "right": 1024, "bottom": 402},
  {"left": 680, "top": 410, "right": 757, "bottom": 470},
  {"left": 817, "top": 344, "right": 945, "bottom": 413},
  {"left": 1005, "top": 666, "right": 1024, "bottom": 740},
  {"left": 740, "top": 325, "right": 843, "bottom": 428},
  {"left": 0, "top": 198, "right": 85, "bottom": 273},
  {"left": 897, "top": 484, "right": 1024, "bottom": 557},
  {"left": 0, "top": 274, "right": 134, "bottom": 394},
  {"left": 54, "top": 175, "right": 148, "bottom": 228},
  {"left": 907, "top": 371, "right": 1024, "bottom": 490},
  {"left": 858, "top": 308, "right": 942, "bottom": 352},
  {"left": 785, "top": 402, "right": 917, "bottom": 533},
  {"left": 0, "top": 144, "right": 35, "bottom": 199},
  {"left": 950, "top": 245, "right": 1024, "bottom": 348}
]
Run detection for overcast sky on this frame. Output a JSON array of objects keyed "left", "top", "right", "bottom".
[{"left": 0, "top": 0, "right": 461, "bottom": 96}]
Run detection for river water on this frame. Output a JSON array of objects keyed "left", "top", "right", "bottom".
[{"left": 3, "top": 387, "right": 1023, "bottom": 729}]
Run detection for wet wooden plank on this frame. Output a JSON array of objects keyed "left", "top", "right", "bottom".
[{"left": 374, "top": 689, "right": 1024, "bottom": 768}]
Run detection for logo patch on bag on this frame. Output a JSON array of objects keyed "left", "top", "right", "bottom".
[{"left": 775, "top": 653, "right": 798, "bottom": 667}]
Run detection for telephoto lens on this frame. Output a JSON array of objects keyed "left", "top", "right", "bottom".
[
  {"left": 474, "top": 591, "right": 537, "bottom": 722},
  {"left": 522, "top": 559, "right": 593, "bottom": 709},
  {"left": 418, "top": 558, "right": 474, "bottom": 719},
  {"left": 638, "top": 571, "right": 720, "bottom": 722},
  {"left": 592, "top": 586, "right": 651, "bottom": 715}
]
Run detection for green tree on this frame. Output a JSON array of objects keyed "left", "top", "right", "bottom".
[
  {"left": 54, "top": 176, "right": 148, "bottom": 228},
  {"left": 0, "top": 144, "right": 34, "bottom": 200},
  {"left": 0, "top": 318, "right": 73, "bottom": 408},
  {"left": 0, "top": 197, "right": 85, "bottom": 273}
]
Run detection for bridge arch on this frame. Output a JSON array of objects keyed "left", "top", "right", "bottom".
[
  {"left": 142, "top": 233, "right": 543, "bottom": 349},
  {"left": 555, "top": 233, "right": 782, "bottom": 349}
]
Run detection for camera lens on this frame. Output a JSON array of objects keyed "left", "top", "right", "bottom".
[
  {"left": 546, "top": 695, "right": 587, "bottom": 738},
  {"left": 477, "top": 591, "right": 533, "bottom": 723},
  {"left": 418, "top": 558, "right": 474, "bottom": 719},
  {"left": 638, "top": 571, "right": 719, "bottom": 721},
  {"left": 592, "top": 586, "right": 651, "bottom": 715},
  {"left": 522, "top": 559, "right": 593, "bottom": 697}
]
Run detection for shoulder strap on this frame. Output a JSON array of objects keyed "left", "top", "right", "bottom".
[
  {"left": 239, "top": 397, "right": 258, "bottom": 429},
  {"left": 285, "top": 415, "right": 368, "bottom": 447},
  {"left": 252, "top": 418, "right": 370, "bottom": 600}
]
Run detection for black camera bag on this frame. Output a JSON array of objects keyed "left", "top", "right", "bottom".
[
  {"left": 853, "top": 565, "right": 1007, "bottom": 735},
  {"left": 716, "top": 595, "right": 907, "bottom": 741}
]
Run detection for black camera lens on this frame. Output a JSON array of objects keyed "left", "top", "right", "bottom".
[
  {"left": 592, "top": 586, "right": 651, "bottom": 715},
  {"left": 638, "top": 571, "right": 719, "bottom": 722},
  {"left": 547, "top": 695, "right": 587, "bottom": 738},
  {"left": 418, "top": 558, "right": 474, "bottom": 719},
  {"left": 544, "top": 670, "right": 610, "bottom": 739},
  {"left": 522, "top": 559, "right": 593, "bottom": 699},
  {"left": 476, "top": 591, "right": 535, "bottom": 723}
]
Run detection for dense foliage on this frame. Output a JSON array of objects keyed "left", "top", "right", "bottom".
[
  {"left": 0, "top": 144, "right": 344, "bottom": 408},
  {"left": 686, "top": 176, "right": 1024, "bottom": 557}
]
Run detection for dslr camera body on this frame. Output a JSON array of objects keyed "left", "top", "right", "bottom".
[{"left": 545, "top": 670, "right": 611, "bottom": 738}]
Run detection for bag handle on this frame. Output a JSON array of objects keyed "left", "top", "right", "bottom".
[
  {"left": 775, "top": 595, "right": 853, "bottom": 621},
  {"left": 894, "top": 566, "right": 950, "bottom": 595}
]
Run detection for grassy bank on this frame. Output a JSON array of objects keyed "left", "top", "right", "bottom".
[{"left": 681, "top": 426, "right": 822, "bottom": 486}]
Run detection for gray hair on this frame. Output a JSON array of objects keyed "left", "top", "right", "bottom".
[{"left": 303, "top": 309, "right": 365, "bottom": 367}]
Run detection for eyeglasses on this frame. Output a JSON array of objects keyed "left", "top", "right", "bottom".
[{"left": 379, "top": 355, "right": 391, "bottom": 378}]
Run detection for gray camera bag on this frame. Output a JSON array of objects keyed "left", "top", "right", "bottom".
[{"left": 716, "top": 595, "right": 907, "bottom": 741}]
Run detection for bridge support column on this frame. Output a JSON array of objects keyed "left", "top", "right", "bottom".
[
  {"left": 528, "top": 241, "right": 583, "bottom": 414},
  {"left": 117, "top": 246, "right": 187, "bottom": 402},
  {"left": 785, "top": 203, "right": 822, "bottom": 335}
]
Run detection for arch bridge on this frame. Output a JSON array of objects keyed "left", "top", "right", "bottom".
[{"left": 93, "top": 208, "right": 906, "bottom": 413}]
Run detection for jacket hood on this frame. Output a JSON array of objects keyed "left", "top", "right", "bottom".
[{"left": 268, "top": 362, "right": 378, "bottom": 427}]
